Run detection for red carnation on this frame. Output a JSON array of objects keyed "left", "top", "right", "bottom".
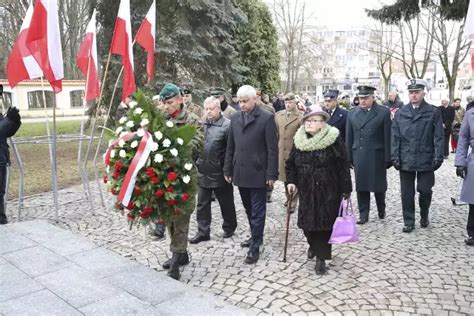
[
  {"left": 167, "top": 172, "right": 177, "bottom": 182},
  {"left": 146, "top": 167, "right": 156, "bottom": 178},
  {"left": 133, "top": 187, "right": 142, "bottom": 195},
  {"left": 181, "top": 192, "right": 190, "bottom": 202},
  {"left": 115, "top": 161, "right": 123, "bottom": 171},
  {"left": 111, "top": 188, "right": 118, "bottom": 195},
  {"left": 126, "top": 201, "right": 135, "bottom": 210},
  {"left": 140, "top": 207, "right": 153, "bottom": 219},
  {"left": 154, "top": 189, "right": 164, "bottom": 198},
  {"left": 151, "top": 176, "right": 160, "bottom": 184},
  {"left": 167, "top": 199, "right": 176, "bottom": 206},
  {"left": 103, "top": 175, "right": 108, "bottom": 183},
  {"left": 166, "top": 185, "right": 174, "bottom": 192},
  {"left": 113, "top": 171, "right": 120, "bottom": 179}
]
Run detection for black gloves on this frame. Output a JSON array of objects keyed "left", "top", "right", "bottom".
[
  {"left": 6, "top": 107, "right": 21, "bottom": 123},
  {"left": 456, "top": 166, "right": 467, "bottom": 178},
  {"left": 392, "top": 160, "right": 401, "bottom": 170},
  {"left": 385, "top": 162, "right": 392, "bottom": 169},
  {"left": 433, "top": 160, "right": 443, "bottom": 171}
]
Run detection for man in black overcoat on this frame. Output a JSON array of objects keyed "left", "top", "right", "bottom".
[
  {"left": 224, "top": 85, "right": 278, "bottom": 264},
  {"left": 324, "top": 89, "right": 347, "bottom": 140},
  {"left": 346, "top": 86, "right": 392, "bottom": 224}
]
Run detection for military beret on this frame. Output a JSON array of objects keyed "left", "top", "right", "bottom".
[
  {"left": 210, "top": 87, "right": 227, "bottom": 97},
  {"left": 407, "top": 79, "right": 427, "bottom": 91},
  {"left": 323, "top": 89, "right": 339, "bottom": 99},
  {"left": 159, "top": 83, "right": 181, "bottom": 101},
  {"left": 356, "top": 85, "right": 376, "bottom": 97}
]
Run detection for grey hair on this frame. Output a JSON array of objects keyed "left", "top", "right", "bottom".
[
  {"left": 237, "top": 85, "right": 256, "bottom": 98},
  {"left": 467, "top": 95, "right": 473, "bottom": 102},
  {"left": 203, "top": 96, "right": 221, "bottom": 109}
]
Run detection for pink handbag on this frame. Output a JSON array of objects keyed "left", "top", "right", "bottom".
[{"left": 328, "top": 198, "right": 359, "bottom": 244}]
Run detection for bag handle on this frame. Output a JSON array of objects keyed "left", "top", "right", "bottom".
[{"left": 339, "top": 198, "right": 353, "bottom": 217}]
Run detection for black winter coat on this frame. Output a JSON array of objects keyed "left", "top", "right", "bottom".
[
  {"left": 196, "top": 115, "right": 230, "bottom": 188},
  {"left": 440, "top": 105, "right": 455, "bottom": 136},
  {"left": 286, "top": 136, "right": 352, "bottom": 232},
  {"left": 327, "top": 106, "right": 347, "bottom": 141},
  {"left": 391, "top": 100, "right": 444, "bottom": 171},
  {"left": 0, "top": 115, "right": 21, "bottom": 167}
]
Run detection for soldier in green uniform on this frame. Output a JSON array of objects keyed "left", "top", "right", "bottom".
[
  {"left": 181, "top": 84, "right": 203, "bottom": 119},
  {"left": 211, "top": 87, "right": 237, "bottom": 119}
]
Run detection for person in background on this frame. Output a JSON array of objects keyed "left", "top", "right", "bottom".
[
  {"left": 302, "top": 93, "right": 312, "bottom": 108},
  {"left": 273, "top": 93, "right": 285, "bottom": 112},
  {"left": 351, "top": 96, "right": 360, "bottom": 108},
  {"left": 466, "top": 95, "right": 474, "bottom": 112},
  {"left": 210, "top": 87, "right": 236, "bottom": 119},
  {"left": 451, "top": 98, "right": 465, "bottom": 154},
  {"left": 439, "top": 98, "right": 455, "bottom": 158},
  {"left": 324, "top": 89, "right": 347, "bottom": 141}
]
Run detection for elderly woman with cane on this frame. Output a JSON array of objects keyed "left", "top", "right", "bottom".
[
  {"left": 285, "top": 105, "right": 352, "bottom": 274},
  {"left": 455, "top": 108, "right": 474, "bottom": 246}
]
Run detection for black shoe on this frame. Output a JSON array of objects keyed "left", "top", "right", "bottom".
[
  {"left": 266, "top": 196, "right": 272, "bottom": 203},
  {"left": 240, "top": 237, "right": 252, "bottom": 248},
  {"left": 189, "top": 234, "right": 210, "bottom": 244},
  {"left": 167, "top": 253, "right": 180, "bottom": 280},
  {"left": 464, "top": 237, "right": 474, "bottom": 246},
  {"left": 162, "top": 252, "right": 189, "bottom": 269},
  {"left": 378, "top": 210, "right": 386, "bottom": 219},
  {"left": 244, "top": 251, "right": 259, "bottom": 264},
  {"left": 420, "top": 218, "right": 429, "bottom": 228},
  {"left": 0, "top": 218, "right": 8, "bottom": 225},
  {"left": 223, "top": 231, "right": 234, "bottom": 238},
  {"left": 315, "top": 258, "right": 326, "bottom": 275},
  {"left": 289, "top": 207, "right": 296, "bottom": 214},
  {"left": 402, "top": 225, "right": 415, "bottom": 233},
  {"left": 450, "top": 150, "right": 456, "bottom": 153},
  {"left": 357, "top": 216, "right": 368, "bottom": 225},
  {"left": 307, "top": 247, "right": 315, "bottom": 259}
]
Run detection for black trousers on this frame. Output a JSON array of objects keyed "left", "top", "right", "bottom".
[
  {"left": 357, "top": 191, "right": 386, "bottom": 218},
  {"left": 196, "top": 183, "right": 236, "bottom": 237},
  {"left": 238, "top": 187, "right": 267, "bottom": 254},
  {"left": 0, "top": 166, "right": 7, "bottom": 223},
  {"left": 468, "top": 204, "right": 474, "bottom": 238},
  {"left": 443, "top": 130, "right": 451, "bottom": 157},
  {"left": 303, "top": 230, "right": 332, "bottom": 260},
  {"left": 399, "top": 170, "right": 434, "bottom": 226}
]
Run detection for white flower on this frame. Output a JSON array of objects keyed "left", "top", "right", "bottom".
[
  {"left": 134, "top": 107, "right": 144, "bottom": 115},
  {"left": 106, "top": 165, "right": 110, "bottom": 173},
  {"left": 119, "top": 117, "right": 127, "bottom": 124},
  {"left": 151, "top": 142, "right": 159, "bottom": 152},
  {"left": 184, "top": 163, "right": 193, "bottom": 171},
  {"left": 182, "top": 175, "right": 191, "bottom": 184},
  {"left": 110, "top": 149, "right": 116, "bottom": 158},
  {"left": 154, "top": 153, "right": 163, "bottom": 163},
  {"left": 116, "top": 126, "right": 123, "bottom": 134},
  {"left": 166, "top": 121, "right": 174, "bottom": 128},
  {"left": 118, "top": 139, "right": 126, "bottom": 147},
  {"left": 140, "top": 118, "right": 150, "bottom": 127},
  {"left": 163, "top": 139, "right": 171, "bottom": 148},
  {"left": 129, "top": 101, "right": 137, "bottom": 108},
  {"left": 154, "top": 131, "right": 163, "bottom": 140},
  {"left": 119, "top": 150, "right": 126, "bottom": 158},
  {"left": 152, "top": 95, "right": 160, "bottom": 101},
  {"left": 119, "top": 131, "right": 128, "bottom": 138},
  {"left": 126, "top": 121, "right": 134, "bottom": 128},
  {"left": 177, "top": 138, "right": 184, "bottom": 145},
  {"left": 137, "top": 129, "right": 145, "bottom": 137},
  {"left": 131, "top": 140, "right": 138, "bottom": 148},
  {"left": 170, "top": 148, "right": 178, "bottom": 157}
]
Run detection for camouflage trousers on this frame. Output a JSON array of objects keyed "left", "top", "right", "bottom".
[{"left": 169, "top": 212, "right": 192, "bottom": 253}]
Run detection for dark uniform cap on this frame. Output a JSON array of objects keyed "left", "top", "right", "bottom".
[
  {"left": 159, "top": 83, "right": 181, "bottom": 101},
  {"left": 284, "top": 93, "right": 296, "bottom": 101},
  {"left": 209, "top": 87, "right": 227, "bottom": 97},
  {"left": 356, "top": 85, "right": 376, "bottom": 97},
  {"left": 407, "top": 79, "right": 427, "bottom": 91},
  {"left": 323, "top": 89, "right": 339, "bottom": 99}
]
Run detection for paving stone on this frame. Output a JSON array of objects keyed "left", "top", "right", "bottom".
[
  {"left": 0, "top": 228, "right": 36, "bottom": 254},
  {"left": 0, "top": 262, "right": 44, "bottom": 303},
  {"left": 79, "top": 292, "right": 159, "bottom": 315}
]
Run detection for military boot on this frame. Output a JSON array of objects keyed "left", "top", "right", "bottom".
[
  {"left": 162, "top": 251, "right": 189, "bottom": 269},
  {"left": 167, "top": 252, "right": 181, "bottom": 280},
  {"left": 0, "top": 198, "right": 7, "bottom": 225}
]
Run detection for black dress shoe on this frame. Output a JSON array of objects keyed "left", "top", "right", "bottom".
[
  {"left": 315, "top": 258, "right": 326, "bottom": 275},
  {"left": 378, "top": 210, "right": 386, "bottom": 219},
  {"left": 420, "top": 218, "right": 429, "bottom": 228},
  {"left": 162, "top": 252, "right": 189, "bottom": 269},
  {"left": 357, "top": 217, "right": 368, "bottom": 225},
  {"left": 244, "top": 251, "right": 259, "bottom": 264},
  {"left": 223, "top": 231, "right": 234, "bottom": 238},
  {"left": 307, "top": 247, "right": 315, "bottom": 259},
  {"left": 402, "top": 225, "right": 415, "bottom": 233},
  {"left": 240, "top": 237, "right": 252, "bottom": 248},
  {"left": 464, "top": 237, "right": 474, "bottom": 246},
  {"left": 189, "top": 234, "right": 210, "bottom": 244}
]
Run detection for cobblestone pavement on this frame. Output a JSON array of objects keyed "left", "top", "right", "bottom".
[{"left": 6, "top": 155, "right": 474, "bottom": 315}]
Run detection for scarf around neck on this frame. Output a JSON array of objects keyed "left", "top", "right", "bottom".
[{"left": 294, "top": 125, "right": 340, "bottom": 152}]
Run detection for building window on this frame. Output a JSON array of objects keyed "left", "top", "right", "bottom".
[
  {"left": 27, "top": 90, "right": 56, "bottom": 109},
  {"left": 70, "top": 90, "right": 85, "bottom": 107},
  {"left": 1, "top": 92, "right": 12, "bottom": 109}
]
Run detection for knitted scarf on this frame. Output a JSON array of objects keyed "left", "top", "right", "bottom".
[{"left": 294, "top": 125, "right": 340, "bottom": 152}]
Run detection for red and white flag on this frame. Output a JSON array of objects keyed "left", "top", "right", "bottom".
[
  {"left": 110, "top": 0, "right": 136, "bottom": 101},
  {"left": 77, "top": 10, "right": 100, "bottom": 102},
  {"left": 136, "top": 0, "right": 156, "bottom": 82},
  {"left": 6, "top": 3, "right": 43, "bottom": 88},
  {"left": 464, "top": 0, "right": 474, "bottom": 73},
  {"left": 25, "top": 0, "right": 64, "bottom": 93}
]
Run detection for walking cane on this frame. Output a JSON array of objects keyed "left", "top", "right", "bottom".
[{"left": 282, "top": 192, "right": 295, "bottom": 263}]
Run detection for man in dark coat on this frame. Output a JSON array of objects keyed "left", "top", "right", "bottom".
[
  {"left": 346, "top": 86, "right": 392, "bottom": 224},
  {"left": 190, "top": 97, "right": 236, "bottom": 244},
  {"left": 439, "top": 98, "right": 455, "bottom": 158},
  {"left": 272, "top": 93, "right": 285, "bottom": 112},
  {"left": 224, "top": 85, "right": 278, "bottom": 264},
  {"left": 324, "top": 89, "right": 347, "bottom": 140},
  {"left": 391, "top": 79, "right": 444, "bottom": 233}
]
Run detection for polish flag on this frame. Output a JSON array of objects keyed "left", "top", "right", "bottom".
[
  {"left": 110, "top": 0, "right": 136, "bottom": 101},
  {"left": 77, "top": 10, "right": 100, "bottom": 102},
  {"left": 6, "top": 3, "right": 43, "bottom": 88},
  {"left": 25, "top": 0, "right": 64, "bottom": 93},
  {"left": 136, "top": 0, "right": 156, "bottom": 82}
]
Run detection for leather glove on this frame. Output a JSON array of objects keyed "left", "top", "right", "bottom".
[
  {"left": 456, "top": 166, "right": 467, "bottom": 178},
  {"left": 342, "top": 192, "right": 351, "bottom": 200},
  {"left": 433, "top": 160, "right": 443, "bottom": 171},
  {"left": 6, "top": 106, "right": 20, "bottom": 122},
  {"left": 392, "top": 160, "right": 401, "bottom": 171},
  {"left": 385, "top": 162, "right": 392, "bottom": 169}
]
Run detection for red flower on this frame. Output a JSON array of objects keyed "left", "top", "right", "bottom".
[
  {"left": 154, "top": 189, "right": 164, "bottom": 198},
  {"left": 146, "top": 167, "right": 156, "bottom": 178},
  {"left": 140, "top": 207, "right": 153, "bottom": 219},
  {"left": 151, "top": 176, "right": 160, "bottom": 184},
  {"left": 167, "top": 172, "right": 177, "bottom": 182},
  {"left": 103, "top": 175, "right": 108, "bottom": 183},
  {"left": 111, "top": 188, "right": 118, "bottom": 195},
  {"left": 115, "top": 161, "right": 123, "bottom": 171},
  {"left": 167, "top": 199, "right": 176, "bottom": 206},
  {"left": 127, "top": 213, "right": 135, "bottom": 219},
  {"left": 126, "top": 201, "right": 135, "bottom": 210},
  {"left": 113, "top": 172, "right": 120, "bottom": 179},
  {"left": 115, "top": 202, "right": 123, "bottom": 209},
  {"left": 166, "top": 185, "right": 174, "bottom": 192},
  {"left": 181, "top": 192, "right": 190, "bottom": 202},
  {"left": 133, "top": 187, "right": 142, "bottom": 195}
]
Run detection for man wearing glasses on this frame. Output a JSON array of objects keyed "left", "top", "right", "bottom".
[
  {"left": 324, "top": 89, "right": 347, "bottom": 141},
  {"left": 391, "top": 79, "right": 444, "bottom": 233},
  {"left": 346, "top": 86, "right": 392, "bottom": 225}
]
